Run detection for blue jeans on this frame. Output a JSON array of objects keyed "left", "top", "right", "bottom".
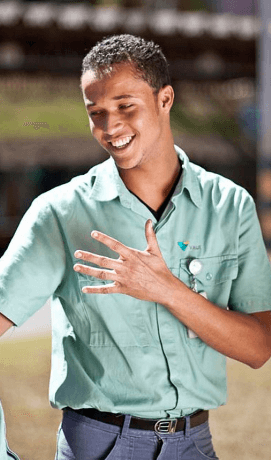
[{"left": 55, "top": 409, "right": 219, "bottom": 460}]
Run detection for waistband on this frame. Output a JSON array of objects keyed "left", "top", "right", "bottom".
[{"left": 64, "top": 407, "right": 208, "bottom": 435}]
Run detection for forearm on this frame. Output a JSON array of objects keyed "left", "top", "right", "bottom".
[
  {"left": 0, "top": 313, "right": 15, "bottom": 337},
  {"left": 164, "top": 278, "right": 271, "bottom": 369}
]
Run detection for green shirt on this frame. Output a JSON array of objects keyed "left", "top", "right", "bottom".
[{"left": 1, "top": 146, "right": 271, "bottom": 418}]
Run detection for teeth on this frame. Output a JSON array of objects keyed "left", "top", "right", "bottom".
[{"left": 111, "top": 136, "right": 133, "bottom": 148}]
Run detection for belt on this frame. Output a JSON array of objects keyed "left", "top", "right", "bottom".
[{"left": 65, "top": 407, "right": 208, "bottom": 434}]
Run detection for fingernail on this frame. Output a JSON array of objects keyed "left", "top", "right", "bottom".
[
  {"left": 74, "top": 264, "right": 80, "bottom": 271},
  {"left": 75, "top": 251, "right": 82, "bottom": 258},
  {"left": 92, "top": 231, "right": 98, "bottom": 238}
]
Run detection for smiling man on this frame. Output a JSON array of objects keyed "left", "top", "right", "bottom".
[{"left": 0, "top": 35, "right": 271, "bottom": 460}]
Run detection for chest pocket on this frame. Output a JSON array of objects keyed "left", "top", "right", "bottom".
[
  {"left": 77, "top": 273, "right": 151, "bottom": 348},
  {"left": 179, "top": 255, "right": 238, "bottom": 347},
  {"left": 180, "top": 255, "right": 238, "bottom": 308}
]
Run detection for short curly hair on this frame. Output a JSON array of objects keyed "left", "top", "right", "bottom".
[{"left": 82, "top": 34, "right": 171, "bottom": 93}]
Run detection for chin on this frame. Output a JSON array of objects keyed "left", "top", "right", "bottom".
[
  {"left": 114, "top": 156, "right": 141, "bottom": 170},
  {"left": 115, "top": 161, "right": 137, "bottom": 170}
]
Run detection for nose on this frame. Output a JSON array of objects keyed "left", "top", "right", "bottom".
[{"left": 104, "top": 112, "right": 123, "bottom": 136}]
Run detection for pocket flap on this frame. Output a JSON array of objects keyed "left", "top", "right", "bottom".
[{"left": 181, "top": 255, "right": 238, "bottom": 286}]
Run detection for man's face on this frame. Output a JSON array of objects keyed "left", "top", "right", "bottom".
[{"left": 81, "top": 63, "right": 170, "bottom": 171}]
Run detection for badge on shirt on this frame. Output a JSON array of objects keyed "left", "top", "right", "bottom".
[{"left": 187, "top": 259, "right": 207, "bottom": 339}]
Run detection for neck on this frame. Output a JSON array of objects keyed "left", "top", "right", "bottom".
[{"left": 119, "top": 144, "right": 181, "bottom": 212}]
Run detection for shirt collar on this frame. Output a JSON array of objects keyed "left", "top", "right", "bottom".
[
  {"left": 174, "top": 145, "right": 202, "bottom": 208},
  {"left": 88, "top": 156, "right": 128, "bottom": 202},
  {"left": 88, "top": 146, "right": 202, "bottom": 208}
]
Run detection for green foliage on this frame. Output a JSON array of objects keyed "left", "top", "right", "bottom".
[
  {"left": 1, "top": 97, "right": 91, "bottom": 139},
  {"left": 1, "top": 78, "right": 239, "bottom": 141}
]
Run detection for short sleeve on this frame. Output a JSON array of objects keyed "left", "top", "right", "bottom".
[
  {"left": 229, "top": 192, "right": 271, "bottom": 313},
  {"left": 0, "top": 196, "right": 66, "bottom": 327}
]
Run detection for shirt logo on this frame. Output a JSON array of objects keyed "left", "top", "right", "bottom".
[
  {"left": 178, "top": 241, "right": 189, "bottom": 251},
  {"left": 178, "top": 242, "right": 202, "bottom": 251}
]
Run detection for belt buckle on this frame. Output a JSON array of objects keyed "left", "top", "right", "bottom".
[{"left": 154, "top": 418, "right": 177, "bottom": 434}]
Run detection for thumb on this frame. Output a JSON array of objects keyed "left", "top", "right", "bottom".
[{"left": 145, "top": 219, "right": 162, "bottom": 255}]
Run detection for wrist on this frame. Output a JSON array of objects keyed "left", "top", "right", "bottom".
[{"left": 162, "top": 274, "right": 190, "bottom": 311}]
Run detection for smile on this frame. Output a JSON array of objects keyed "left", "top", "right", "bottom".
[{"left": 109, "top": 136, "right": 134, "bottom": 149}]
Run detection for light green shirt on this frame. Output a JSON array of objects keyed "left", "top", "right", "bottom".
[{"left": 1, "top": 146, "right": 271, "bottom": 418}]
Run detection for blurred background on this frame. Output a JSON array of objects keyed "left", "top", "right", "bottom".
[
  {"left": 0, "top": 0, "right": 271, "bottom": 459},
  {"left": 1, "top": 0, "right": 268, "bottom": 257}
]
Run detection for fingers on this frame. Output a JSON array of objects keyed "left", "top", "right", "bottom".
[
  {"left": 74, "top": 263, "right": 118, "bottom": 282},
  {"left": 82, "top": 283, "right": 120, "bottom": 295},
  {"left": 145, "top": 219, "right": 161, "bottom": 255},
  {"left": 73, "top": 231, "right": 131, "bottom": 296},
  {"left": 91, "top": 231, "right": 131, "bottom": 258},
  {"left": 73, "top": 223, "right": 164, "bottom": 299},
  {"left": 74, "top": 250, "right": 120, "bottom": 270}
]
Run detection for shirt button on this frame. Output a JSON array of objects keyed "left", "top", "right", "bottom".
[{"left": 206, "top": 272, "right": 213, "bottom": 280}]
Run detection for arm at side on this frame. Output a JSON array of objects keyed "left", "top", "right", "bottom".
[{"left": 0, "top": 313, "right": 15, "bottom": 337}]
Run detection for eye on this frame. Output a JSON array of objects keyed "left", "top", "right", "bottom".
[
  {"left": 89, "top": 110, "right": 104, "bottom": 118},
  {"left": 119, "top": 104, "right": 133, "bottom": 110}
]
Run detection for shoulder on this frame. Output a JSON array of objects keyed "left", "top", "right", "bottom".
[
  {"left": 31, "top": 160, "right": 108, "bottom": 216},
  {"left": 190, "top": 161, "right": 254, "bottom": 210},
  {"left": 176, "top": 145, "right": 253, "bottom": 210}
]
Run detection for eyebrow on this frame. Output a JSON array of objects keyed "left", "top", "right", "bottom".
[
  {"left": 113, "top": 94, "right": 135, "bottom": 100},
  {"left": 86, "top": 94, "right": 135, "bottom": 108}
]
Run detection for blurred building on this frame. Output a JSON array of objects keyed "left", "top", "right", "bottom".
[
  {"left": 0, "top": 2, "right": 258, "bottom": 76},
  {"left": 215, "top": 0, "right": 258, "bottom": 15}
]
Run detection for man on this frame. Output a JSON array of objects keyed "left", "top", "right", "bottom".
[{"left": 1, "top": 34, "right": 271, "bottom": 460}]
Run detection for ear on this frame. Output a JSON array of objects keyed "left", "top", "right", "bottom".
[{"left": 159, "top": 85, "right": 174, "bottom": 113}]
